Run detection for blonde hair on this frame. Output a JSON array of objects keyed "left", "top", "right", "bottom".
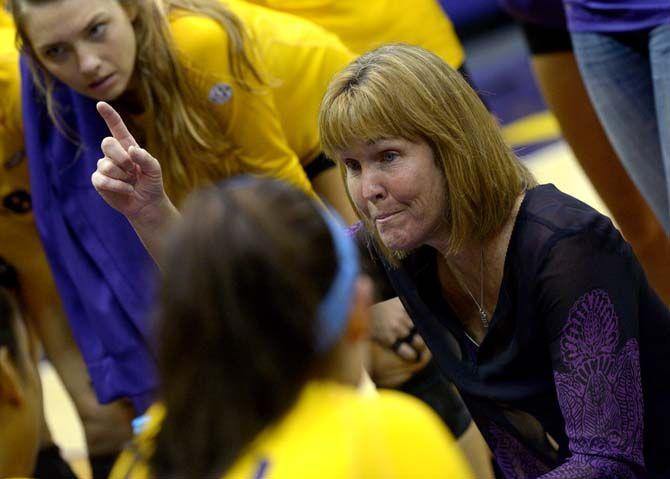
[
  {"left": 319, "top": 43, "right": 536, "bottom": 263},
  {"left": 10, "top": 0, "right": 264, "bottom": 202}
]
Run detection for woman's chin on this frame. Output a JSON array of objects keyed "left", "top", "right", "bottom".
[{"left": 378, "top": 231, "right": 417, "bottom": 252}]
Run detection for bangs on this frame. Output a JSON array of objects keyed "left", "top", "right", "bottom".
[{"left": 319, "top": 73, "right": 421, "bottom": 160}]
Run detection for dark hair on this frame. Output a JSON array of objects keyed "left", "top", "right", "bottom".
[
  {"left": 0, "top": 258, "right": 21, "bottom": 363},
  {"left": 151, "top": 178, "right": 338, "bottom": 478}
]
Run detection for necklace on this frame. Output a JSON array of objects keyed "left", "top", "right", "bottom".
[{"left": 448, "top": 248, "right": 489, "bottom": 329}]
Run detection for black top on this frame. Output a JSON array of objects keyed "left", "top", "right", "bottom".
[{"left": 352, "top": 184, "right": 670, "bottom": 478}]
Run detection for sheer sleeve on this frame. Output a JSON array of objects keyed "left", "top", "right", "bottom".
[{"left": 536, "top": 229, "right": 646, "bottom": 478}]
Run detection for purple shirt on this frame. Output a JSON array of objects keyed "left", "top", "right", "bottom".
[{"left": 563, "top": 0, "right": 670, "bottom": 32}]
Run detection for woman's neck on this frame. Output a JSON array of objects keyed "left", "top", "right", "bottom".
[
  {"left": 433, "top": 193, "right": 525, "bottom": 342},
  {"left": 316, "top": 340, "right": 367, "bottom": 388},
  {"left": 112, "top": 72, "right": 145, "bottom": 116}
]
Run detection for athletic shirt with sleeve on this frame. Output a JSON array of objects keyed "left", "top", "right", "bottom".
[
  {"left": 244, "top": 0, "right": 464, "bottom": 68},
  {"left": 109, "top": 381, "right": 474, "bottom": 479},
  {"left": 169, "top": 0, "right": 355, "bottom": 186},
  {"left": 351, "top": 184, "right": 670, "bottom": 478},
  {"left": 16, "top": 1, "right": 353, "bottom": 411},
  {"left": 0, "top": 11, "right": 64, "bottom": 333},
  {"left": 563, "top": 0, "right": 670, "bottom": 33}
]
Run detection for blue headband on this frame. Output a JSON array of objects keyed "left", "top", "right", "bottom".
[
  {"left": 219, "top": 176, "right": 360, "bottom": 352},
  {"left": 315, "top": 208, "right": 360, "bottom": 352}
]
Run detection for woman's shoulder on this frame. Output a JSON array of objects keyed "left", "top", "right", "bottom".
[
  {"left": 362, "top": 390, "right": 472, "bottom": 476},
  {"left": 168, "top": 10, "right": 234, "bottom": 75},
  {"left": 227, "top": 0, "right": 348, "bottom": 50},
  {"left": 292, "top": 383, "right": 469, "bottom": 476},
  {"left": 169, "top": 0, "right": 347, "bottom": 56},
  {"left": 168, "top": 1, "right": 350, "bottom": 91},
  {"left": 517, "top": 184, "right": 620, "bottom": 242},
  {"left": 511, "top": 184, "right": 637, "bottom": 286},
  {"left": 505, "top": 184, "right": 632, "bottom": 280}
]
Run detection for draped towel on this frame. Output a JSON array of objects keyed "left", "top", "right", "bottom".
[{"left": 21, "top": 57, "right": 157, "bottom": 413}]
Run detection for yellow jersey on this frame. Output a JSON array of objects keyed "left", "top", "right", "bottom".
[
  {"left": 0, "top": 1, "right": 353, "bottom": 319},
  {"left": 243, "top": 0, "right": 465, "bottom": 68},
  {"left": 169, "top": 0, "right": 355, "bottom": 195},
  {"left": 0, "top": 10, "right": 63, "bottom": 325},
  {"left": 111, "top": 381, "right": 474, "bottom": 478}
]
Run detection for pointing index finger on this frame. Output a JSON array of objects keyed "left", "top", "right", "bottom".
[{"left": 96, "top": 101, "right": 138, "bottom": 151}]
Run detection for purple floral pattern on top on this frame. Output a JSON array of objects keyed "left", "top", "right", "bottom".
[
  {"left": 542, "top": 289, "right": 644, "bottom": 478},
  {"left": 477, "top": 290, "right": 645, "bottom": 478},
  {"left": 483, "top": 420, "right": 552, "bottom": 479}
]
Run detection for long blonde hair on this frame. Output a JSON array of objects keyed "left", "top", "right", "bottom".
[
  {"left": 319, "top": 44, "right": 536, "bottom": 263},
  {"left": 10, "top": 0, "right": 264, "bottom": 202}
]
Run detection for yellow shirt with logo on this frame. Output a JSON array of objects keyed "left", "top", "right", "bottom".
[
  {"left": 169, "top": 0, "right": 356, "bottom": 195},
  {"left": 111, "top": 381, "right": 474, "bottom": 479},
  {"left": 2, "top": 0, "right": 353, "bottom": 205},
  {"left": 0, "top": 2, "right": 352, "bottom": 318},
  {"left": 243, "top": 0, "right": 465, "bottom": 68},
  {"left": 0, "top": 10, "right": 63, "bottom": 324}
]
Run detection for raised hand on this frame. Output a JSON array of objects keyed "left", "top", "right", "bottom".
[{"left": 91, "top": 101, "right": 167, "bottom": 220}]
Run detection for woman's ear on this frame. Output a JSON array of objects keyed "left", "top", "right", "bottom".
[
  {"left": 345, "top": 276, "right": 373, "bottom": 342},
  {"left": 0, "top": 346, "right": 24, "bottom": 406}
]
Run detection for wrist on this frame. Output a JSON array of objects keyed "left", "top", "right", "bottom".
[
  {"left": 128, "top": 193, "right": 178, "bottom": 230},
  {"left": 72, "top": 389, "right": 103, "bottom": 417}
]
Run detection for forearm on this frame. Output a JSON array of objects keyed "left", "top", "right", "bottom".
[
  {"left": 33, "top": 305, "right": 134, "bottom": 455},
  {"left": 32, "top": 305, "right": 99, "bottom": 412},
  {"left": 128, "top": 196, "right": 181, "bottom": 269}
]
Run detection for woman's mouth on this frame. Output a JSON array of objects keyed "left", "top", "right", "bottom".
[
  {"left": 375, "top": 211, "right": 402, "bottom": 224},
  {"left": 88, "top": 73, "right": 116, "bottom": 93}
]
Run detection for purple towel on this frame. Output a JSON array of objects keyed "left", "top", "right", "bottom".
[{"left": 20, "top": 57, "right": 157, "bottom": 413}]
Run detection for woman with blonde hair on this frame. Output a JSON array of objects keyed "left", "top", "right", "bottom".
[
  {"left": 0, "top": 10, "right": 134, "bottom": 477},
  {"left": 6, "top": 0, "right": 356, "bottom": 419},
  {"left": 100, "top": 175, "right": 473, "bottom": 479},
  {"left": 10, "top": 0, "right": 355, "bottom": 206},
  {"left": 318, "top": 44, "right": 670, "bottom": 478},
  {"left": 85, "top": 107, "right": 473, "bottom": 476}
]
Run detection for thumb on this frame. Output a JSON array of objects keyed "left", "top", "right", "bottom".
[{"left": 128, "top": 146, "right": 161, "bottom": 177}]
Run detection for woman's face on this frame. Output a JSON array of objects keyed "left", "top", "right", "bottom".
[
  {"left": 339, "top": 137, "right": 448, "bottom": 251},
  {"left": 23, "top": 0, "right": 137, "bottom": 101}
]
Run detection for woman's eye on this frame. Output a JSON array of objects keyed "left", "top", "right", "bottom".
[
  {"left": 44, "top": 45, "right": 67, "bottom": 61},
  {"left": 90, "top": 22, "right": 107, "bottom": 38},
  {"left": 382, "top": 151, "right": 399, "bottom": 162},
  {"left": 344, "top": 159, "right": 361, "bottom": 173}
]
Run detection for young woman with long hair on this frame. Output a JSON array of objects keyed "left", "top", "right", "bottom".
[
  {"left": 100, "top": 175, "right": 473, "bottom": 479},
  {"left": 6, "top": 0, "right": 356, "bottom": 417}
]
